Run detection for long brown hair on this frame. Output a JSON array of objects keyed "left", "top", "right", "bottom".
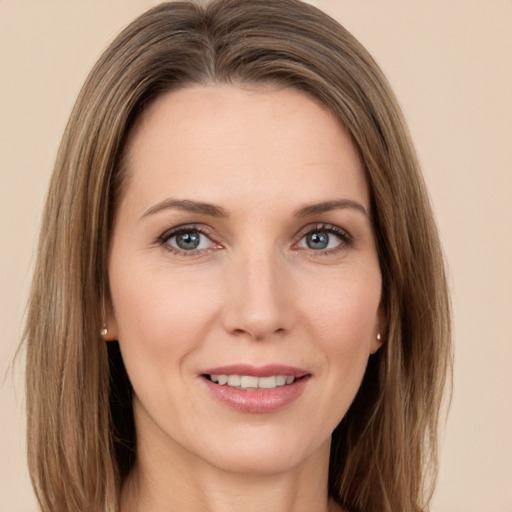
[{"left": 23, "top": 1, "right": 451, "bottom": 511}]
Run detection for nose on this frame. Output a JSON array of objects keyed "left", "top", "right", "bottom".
[{"left": 222, "top": 250, "right": 295, "bottom": 341}]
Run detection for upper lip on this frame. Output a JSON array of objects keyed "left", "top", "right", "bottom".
[{"left": 201, "top": 364, "right": 310, "bottom": 378}]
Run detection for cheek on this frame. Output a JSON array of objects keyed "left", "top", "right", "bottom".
[
  {"left": 109, "top": 261, "right": 222, "bottom": 382},
  {"left": 297, "top": 266, "right": 381, "bottom": 399},
  {"left": 300, "top": 265, "right": 381, "bottom": 343}
]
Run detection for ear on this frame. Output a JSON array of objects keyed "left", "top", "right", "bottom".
[
  {"left": 102, "top": 295, "right": 119, "bottom": 341},
  {"left": 370, "top": 303, "right": 386, "bottom": 354}
]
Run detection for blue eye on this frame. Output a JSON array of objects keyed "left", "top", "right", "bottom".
[
  {"left": 174, "top": 231, "right": 201, "bottom": 250},
  {"left": 305, "top": 231, "right": 330, "bottom": 250},
  {"left": 162, "top": 228, "right": 214, "bottom": 252},
  {"left": 297, "top": 225, "right": 350, "bottom": 252}
]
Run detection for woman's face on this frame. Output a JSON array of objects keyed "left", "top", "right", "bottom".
[{"left": 107, "top": 84, "right": 383, "bottom": 476}]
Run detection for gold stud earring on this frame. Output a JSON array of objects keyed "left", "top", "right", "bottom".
[
  {"left": 377, "top": 333, "right": 381, "bottom": 341},
  {"left": 100, "top": 294, "right": 109, "bottom": 340}
]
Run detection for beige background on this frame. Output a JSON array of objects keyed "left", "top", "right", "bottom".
[{"left": 1, "top": 1, "right": 511, "bottom": 511}]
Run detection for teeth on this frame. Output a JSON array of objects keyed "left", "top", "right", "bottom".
[
  {"left": 276, "top": 375, "right": 287, "bottom": 386},
  {"left": 240, "top": 375, "right": 259, "bottom": 388},
  {"left": 258, "top": 376, "right": 277, "bottom": 389},
  {"left": 227, "top": 375, "right": 241, "bottom": 387},
  {"left": 208, "top": 374, "right": 296, "bottom": 389}
]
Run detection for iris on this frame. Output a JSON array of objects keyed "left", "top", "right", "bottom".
[
  {"left": 176, "top": 231, "right": 201, "bottom": 250},
  {"left": 306, "top": 231, "right": 329, "bottom": 250}
]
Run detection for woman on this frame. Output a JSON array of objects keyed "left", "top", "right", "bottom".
[{"left": 23, "top": 1, "right": 451, "bottom": 511}]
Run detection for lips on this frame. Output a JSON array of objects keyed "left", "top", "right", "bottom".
[{"left": 200, "top": 364, "right": 311, "bottom": 413}]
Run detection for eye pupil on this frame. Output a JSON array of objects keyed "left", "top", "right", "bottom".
[
  {"left": 306, "top": 231, "right": 329, "bottom": 250},
  {"left": 176, "top": 231, "right": 201, "bottom": 250}
]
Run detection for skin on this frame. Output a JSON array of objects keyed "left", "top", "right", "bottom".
[{"left": 107, "top": 84, "right": 383, "bottom": 512}]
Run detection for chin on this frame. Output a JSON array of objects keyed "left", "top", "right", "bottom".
[{"left": 193, "top": 426, "right": 330, "bottom": 476}]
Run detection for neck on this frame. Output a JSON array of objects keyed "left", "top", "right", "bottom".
[{"left": 120, "top": 435, "right": 344, "bottom": 512}]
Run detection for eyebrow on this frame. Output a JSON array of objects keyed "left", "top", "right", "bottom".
[
  {"left": 140, "top": 197, "right": 368, "bottom": 222},
  {"left": 294, "top": 199, "right": 368, "bottom": 217},
  {"left": 140, "top": 199, "right": 229, "bottom": 220}
]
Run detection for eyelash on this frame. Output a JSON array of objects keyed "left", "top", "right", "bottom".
[
  {"left": 294, "top": 223, "right": 353, "bottom": 256},
  {"left": 157, "top": 223, "right": 353, "bottom": 257},
  {"left": 157, "top": 224, "right": 219, "bottom": 256}
]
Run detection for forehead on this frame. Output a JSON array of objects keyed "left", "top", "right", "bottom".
[{"left": 121, "top": 84, "right": 368, "bottom": 213}]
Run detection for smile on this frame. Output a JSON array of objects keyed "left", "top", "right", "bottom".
[
  {"left": 207, "top": 374, "right": 295, "bottom": 389},
  {"left": 200, "top": 365, "right": 311, "bottom": 413}
]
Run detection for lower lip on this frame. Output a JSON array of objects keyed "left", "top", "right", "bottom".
[{"left": 201, "top": 376, "right": 310, "bottom": 413}]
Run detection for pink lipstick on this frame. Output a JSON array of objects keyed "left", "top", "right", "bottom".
[{"left": 200, "top": 364, "right": 311, "bottom": 413}]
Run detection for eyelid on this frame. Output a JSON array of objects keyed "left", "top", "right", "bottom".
[
  {"left": 293, "top": 223, "right": 353, "bottom": 253},
  {"left": 156, "top": 222, "right": 353, "bottom": 257},
  {"left": 157, "top": 224, "right": 221, "bottom": 254},
  {"left": 295, "top": 223, "right": 352, "bottom": 240}
]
